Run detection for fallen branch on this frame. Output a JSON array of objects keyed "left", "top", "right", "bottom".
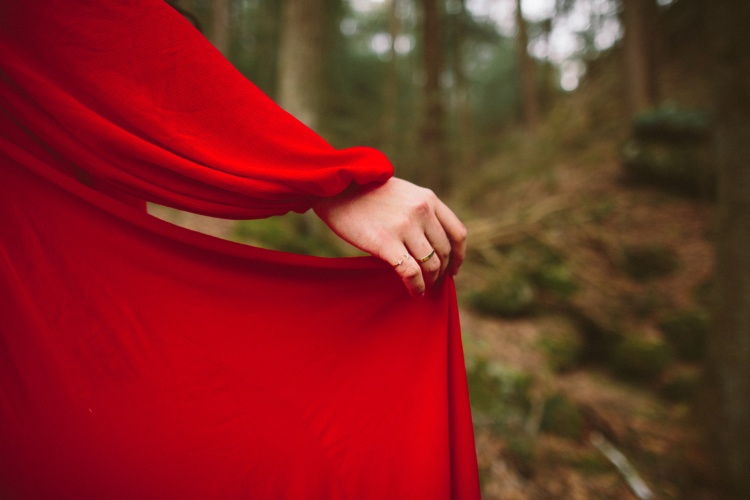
[{"left": 590, "top": 432, "right": 654, "bottom": 500}]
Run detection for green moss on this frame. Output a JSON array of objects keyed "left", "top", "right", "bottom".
[
  {"left": 572, "top": 452, "right": 613, "bottom": 475},
  {"left": 540, "top": 393, "right": 584, "bottom": 441},
  {"left": 504, "top": 434, "right": 537, "bottom": 478},
  {"left": 661, "top": 371, "right": 701, "bottom": 402},
  {"left": 622, "top": 244, "right": 680, "bottom": 282},
  {"left": 233, "top": 215, "right": 344, "bottom": 256},
  {"left": 612, "top": 336, "right": 673, "bottom": 382},
  {"left": 539, "top": 324, "right": 585, "bottom": 373},
  {"left": 468, "top": 275, "right": 536, "bottom": 317},
  {"left": 529, "top": 262, "right": 579, "bottom": 299},
  {"left": 659, "top": 309, "right": 709, "bottom": 361},
  {"left": 465, "top": 359, "right": 533, "bottom": 428}
]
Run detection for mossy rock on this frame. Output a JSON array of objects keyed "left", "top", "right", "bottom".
[
  {"left": 632, "top": 107, "right": 712, "bottom": 143},
  {"left": 540, "top": 393, "right": 584, "bottom": 441},
  {"left": 538, "top": 319, "right": 585, "bottom": 372},
  {"left": 692, "top": 279, "right": 713, "bottom": 309},
  {"left": 621, "top": 244, "right": 679, "bottom": 281},
  {"left": 612, "top": 336, "right": 673, "bottom": 382},
  {"left": 623, "top": 286, "right": 665, "bottom": 319},
  {"left": 621, "top": 107, "right": 715, "bottom": 198},
  {"left": 660, "top": 369, "right": 701, "bottom": 402},
  {"left": 659, "top": 309, "right": 710, "bottom": 361},
  {"left": 468, "top": 275, "right": 536, "bottom": 317},
  {"left": 504, "top": 434, "right": 537, "bottom": 478},
  {"left": 529, "top": 262, "right": 579, "bottom": 299},
  {"left": 465, "top": 359, "right": 533, "bottom": 425}
]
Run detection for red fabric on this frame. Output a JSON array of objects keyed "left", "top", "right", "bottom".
[{"left": 0, "top": 1, "right": 479, "bottom": 498}]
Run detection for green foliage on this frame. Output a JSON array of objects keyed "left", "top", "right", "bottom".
[
  {"left": 612, "top": 336, "right": 673, "bottom": 382},
  {"left": 469, "top": 41, "right": 522, "bottom": 132},
  {"left": 632, "top": 107, "right": 712, "bottom": 143},
  {"left": 570, "top": 451, "right": 612, "bottom": 475},
  {"left": 659, "top": 309, "right": 710, "bottom": 361},
  {"left": 540, "top": 393, "right": 584, "bottom": 441},
  {"left": 233, "top": 215, "right": 344, "bottom": 257},
  {"left": 621, "top": 107, "right": 715, "bottom": 199},
  {"left": 623, "top": 285, "right": 665, "bottom": 319},
  {"left": 466, "top": 359, "right": 533, "bottom": 427},
  {"left": 539, "top": 326, "right": 585, "bottom": 373},
  {"left": 504, "top": 434, "right": 537, "bottom": 478},
  {"left": 538, "top": 315, "right": 586, "bottom": 372},
  {"left": 621, "top": 244, "right": 680, "bottom": 282},
  {"left": 468, "top": 275, "right": 536, "bottom": 318},
  {"left": 529, "top": 261, "right": 579, "bottom": 299},
  {"left": 660, "top": 370, "right": 701, "bottom": 402}
]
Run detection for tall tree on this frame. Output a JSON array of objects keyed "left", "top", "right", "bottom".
[
  {"left": 515, "top": 0, "right": 540, "bottom": 131},
  {"left": 706, "top": 0, "right": 750, "bottom": 496},
  {"left": 208, "top": 0, "right": 231, "bottom": 56},
  {"left": 418, "top": 0, "right": 449, "bottom": 193},
  {"left": 449, "top": 0, "right": 476, "bottom": 166},
  {"left": 277, "top": 0, "right": 326, "bottom": 130},
  {"left": 382, "top": 0, "right": 403, "bottom": 151},
  {"left": 621, "top": 0, "right": 659, "bottom": 114}
]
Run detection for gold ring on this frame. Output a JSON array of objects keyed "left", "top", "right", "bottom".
[
  {"left": 394, "top": 253, "right": 410, "bottom": 267},
  {"left": 418, "top": 249, "right": 435, "bottom": 263}
]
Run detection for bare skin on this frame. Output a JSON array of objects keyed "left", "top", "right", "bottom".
[{"left": 313, "top": 177, "right": 467, "bottom": 297}]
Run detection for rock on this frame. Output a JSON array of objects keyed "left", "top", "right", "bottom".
[
  {"left": 469, "top": 275, "right": 536, "bottom": 318},
  {"left": 658, "top": 309, "right": 709, "bottom": 362},
  {"left": 612, "top": 336, "right": 673, "bottom": 382}
]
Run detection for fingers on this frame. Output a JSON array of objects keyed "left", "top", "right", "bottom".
[
  {"left": 435, "top": 199, "right": 467, "bottom": 276},
  {"left": 422, "top": 212, "right": 452, "bottom": 279},
  {"left": 390, "top": 194, "right": 466, "bottom": 296},
  {"left": 389, "top": 251, "right": 426, "bottom": 297}
]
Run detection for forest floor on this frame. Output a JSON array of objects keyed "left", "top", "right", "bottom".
[
  {"left": 149, "top": 142, "right": 719, "bottom": 499},
  {"left": 453, "top": 145, "right": 718, "bottom": 499}
]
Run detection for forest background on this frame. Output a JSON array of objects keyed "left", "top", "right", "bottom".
[{"left": 156, "top": 0, "right": 750, "bottom": 498}]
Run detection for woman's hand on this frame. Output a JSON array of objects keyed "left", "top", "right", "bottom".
[{"left": 313, "top": 177, "right": 467, "bottom": 296}]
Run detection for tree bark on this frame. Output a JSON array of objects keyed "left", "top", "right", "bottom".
[
  {"left": 706, "top": 1, "right": 750, "bottom": 496},
  {"left": 418, "top": 0, "right": 449, "bottom": 194},
  {"left": 451, "top": 0, "right": 475, "bottom": 167},
  {"left": 208, "top": 0, "right": 231, "bottom": 56},
  {"left": 277, "top": 0, "right": 325, "bottom": 130},
  {"left": 515, "top": 0, "right": 540, "bottom": 131},
  {"left": 622, "top": 0, "right": 659, "bottom": 114},
  {"left": 382, "top": 0, "right": 402, "bottom": 152}
]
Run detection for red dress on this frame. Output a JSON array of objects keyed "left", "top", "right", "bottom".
[{"left": 0, "top": 1, "right": 479, "bottom": 498}]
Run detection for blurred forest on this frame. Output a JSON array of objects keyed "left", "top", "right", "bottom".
[{"left": 154, "top": 0, "right": 750, "bottom": 498}]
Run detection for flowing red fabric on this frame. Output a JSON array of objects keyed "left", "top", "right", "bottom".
[{"left": 0, "top": 1, "right": 479, "bottom": 498}]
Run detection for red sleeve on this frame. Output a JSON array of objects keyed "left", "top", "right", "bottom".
[{"left": 0, "top": 0, "right": 393, "bottom": 218}]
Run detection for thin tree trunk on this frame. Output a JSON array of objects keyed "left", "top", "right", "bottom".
[
  {"left": 622, "top": 0, "right": 659, "bottom": 114},
  {"left": 382, "top": 0, "right": 402, "bottom": 154},
  {"left": 419, "top": 0, "right": 449, "bottom": 193},
  {"left": 705, "top": 1, "right": 750, "bottom": 496},
  {"left": 253, "top": 0, "right": 283, "bottom": 98},
  {"left": 277, "top": 0, "right": 325, "bottom": 130},
  {"left": 515, "top": 0, "right": 540, "bottom": 131},
  {"left": 209, "top": 0, "right": 231, "bottom": 56},
  {"left": 452, "top": 0, "right": 475, "bottom": 167}
]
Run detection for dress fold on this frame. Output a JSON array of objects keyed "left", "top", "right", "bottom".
[{"left": 0, "top": 1, "right": 479, "bottom": 497}]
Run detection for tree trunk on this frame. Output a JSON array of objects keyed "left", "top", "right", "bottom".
[
  {"left": 382, "top": 0, "right": 402, "bottom": 153},
  {"left": 515, "top": 0, "right": 540, "bottom": 132},
  {"left": 208, "top": 0, "right": 231, "bottom": 56},
  {"left": 451, "top": 0, "right": 475, "bottom": 167},
  {"left": 622, "top": 0, "right": 659, "bottom": 114},
  {"left": 705, "top": 1, "right": 750, "bottom": 496},
  {"left": 251, "top": 0, "right": 283, "bottom": 98},
  {"left": 418, "top": 0, "right": 449, "bottom": 194},
  {"left": 277, "top": 0, "right": 325, "bottom": 130}
]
